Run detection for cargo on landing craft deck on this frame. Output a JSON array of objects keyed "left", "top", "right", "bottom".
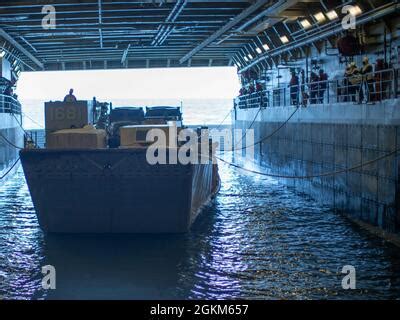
[
  {"left": 45, "top": 101, "right": 95, "bottom": 132},
  {"left": 20, "top": 101, "right": 219, "bottom": 233},
  {"left": 46, "top": 127, "right": 107, "bottom": 149}
]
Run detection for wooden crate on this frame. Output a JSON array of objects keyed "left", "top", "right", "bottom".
[
  {"left": 46, "top": 127, "right": 106, "bottom": 149},
  {"left": 45, "top": 100, "right": 94, "bottom": 132},
  {"left": 120, "top": 125, "right": 173, "bottom": 148}
]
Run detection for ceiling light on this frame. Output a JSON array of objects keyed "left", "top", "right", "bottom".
[
  {"left": 300, "top": 19, "right": 312, "bottom": 29},
  {"left": 256, "top": 47, "right": 262, "bottom": 54},
  {"left": 247, "top": 54, "right": 253, "bottom": 59},
  {"left": 244, "top": 56, "right": 249, "bottom": 62},
  {"left": 348, "top": 5, "right": 362, "bottom": 16},
  {"left": 326, "top": 10, "right": 338, "bottom": 20},
  {"left": 262, "top": 44, "right": 270, "bottom": 51},
  {"left": 314, "top": 12, "right": 326, "bottom": 23},
  {"left": 0, "top": 51, "right": 5, "bottom": 58},
  {"left": 280, "top": 36, "right": 289, "bottom": 44}
]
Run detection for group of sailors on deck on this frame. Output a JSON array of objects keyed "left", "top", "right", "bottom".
[
  {"left": 0, "top": 77, "right": 17, "bottom": 99},
  {"left": 289, "top": 69, "right": 328, "bottom": 106},
  {"left": 342, "top": 57, "right": 390, "bottom": 104},
  {"left": 238, "top": 55, "right": 392, "bottom": 108}
]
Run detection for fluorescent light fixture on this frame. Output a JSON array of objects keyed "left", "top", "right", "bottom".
[
  {"left": 244, "top": 56, "right": 249, "bottom": 62},
  {"left": 247, "top": 54, "right": 253, "bottom": 59},
  {"left": 12, "top": 60, "right": 18, "bottom": 67},
  {"left": 256, "top": 47, "right": 262, "bottom": 54},
  {"left": 348, "top": 5, "right": 362, "bottom": 16},
  {"left": 326, "top": 10, "right": 338, "bottom": 20},
  {"left": 300, "top": 19, "right": 312, "bottom": 29},
  {"left": 0, "top": 51, "right": 5, "bottom": 58},
  {"left": 280, "top": 36, "right": 289, "bottom": 44},
  {"left": 314, "top": 12, "right": 326, "bottom": 23},
  {"left": 262, "top": 44, "right": 270, "bottom": 51}
]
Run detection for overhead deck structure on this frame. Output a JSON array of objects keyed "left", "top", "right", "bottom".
[{"left": 0, "top": 0, "right": 398, "bottom": 73}]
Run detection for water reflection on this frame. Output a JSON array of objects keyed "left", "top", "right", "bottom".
[
  {"left": 1, "top": 166, "right": 400, "bottom": 300},
  {"left": 42, "top": 234, "right": 191, "bottom": 300}
]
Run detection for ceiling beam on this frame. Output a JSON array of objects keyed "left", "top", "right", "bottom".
[
  {"left": 179, "top": 0, "right": 270, "bottom": 64},
  {"left": 236, "top": 0, "right": 301, "bottom": 34},
  {"left": 98, "top": 0, "right": 104, "bottom": 48},
  {"left": 239, "top": 1, "right": 399, "bottom": 73},
  {"left": 0, "top": 27, "right": 43, "bottom": 69},
  {"left": 151, "top": 0, "right": 188, "bottom": 46}
]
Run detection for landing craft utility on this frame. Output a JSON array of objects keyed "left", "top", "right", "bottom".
[
  {"left": 1, "top": 0, "right": 400, "bottom": 303},
  {"left": 20, "top": 101, "right": 220, "bottom": 233}
]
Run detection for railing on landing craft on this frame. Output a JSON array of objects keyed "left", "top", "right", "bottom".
[
  {"left": 237, "top": 68, "right": 399, "bottom": 109},
  {"left": 0, "top": 94, "right": 22, "bottom": 114}
]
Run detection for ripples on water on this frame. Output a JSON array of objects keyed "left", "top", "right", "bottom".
[{"left": 1, "top": 164, "right": 400, "bottom": 300}]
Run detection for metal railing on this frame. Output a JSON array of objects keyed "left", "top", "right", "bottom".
[
  {"left": 0, "top": 93, "right": 22, "bottom": 114},
  {"left": 237, "top": 68, "right": 399, "bottom": 109}
]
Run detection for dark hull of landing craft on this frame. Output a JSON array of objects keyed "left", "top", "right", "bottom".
[{"left": 20, "top": 149, "right": 217, "bottom": 233}]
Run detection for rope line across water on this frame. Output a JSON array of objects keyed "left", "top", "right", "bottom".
[
  {"left": 0, "top": 157, "right": 20, "bottom": 180},
  {"left": 0, "top": 132, "right": 24, "bottom": 150},
  {"left": 216, "top": 148, "right": 399, "bottom": 179},
  {"left": 223, "top": 106, "right": 300, "bottom": 153}
]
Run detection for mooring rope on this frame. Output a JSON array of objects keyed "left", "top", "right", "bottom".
[
  {"left": 0, "top": 132, "right": 24, "bottom": 150},
  {"left": 0, "top": 157, "right": 20, "bottom": 180},
  {"left": 21, "top": 112, "right": 45, "bottom": 129},
  {"left": 230, "top": 106, "right": 263, "bottom": 151},
  {"left": 11, "top": 113, "right": 40, "bottom": 149},
  {"left": 215, "top": 147, "right": 400, "bottom": 179},
  {"left": 222, "top": 106, "right": 300, "bottom": 153},
  {"left": 214, "top": 109, "right": 232, "bottom": 130}
]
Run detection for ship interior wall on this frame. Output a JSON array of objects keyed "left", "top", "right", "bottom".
[
  {"left": 0, "top": 114, "right": 23, "bottom": 174},
  {"left": 234, "top": 14, "right": 400, "bottom": 237},
  {"left": 234, "top": 102, "right": 400, "bottom": 236}
]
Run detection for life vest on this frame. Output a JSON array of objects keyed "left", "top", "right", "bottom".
[{"left": 362, "top": 64, "right": 374, "bottom": 81}]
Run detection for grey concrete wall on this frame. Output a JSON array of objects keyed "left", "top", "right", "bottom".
[{"left": 234, "top": 100, "right": 400, "bottom": 236}]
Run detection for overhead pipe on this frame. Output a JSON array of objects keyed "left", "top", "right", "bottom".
[
  {"left": 151, "top": 25, "right": 167, "bottom": 46},
  {"left": 152, "top": 0, "right": 187, "bottom": 47},
  {"left": 98, "top": 0, "right": 103, "bottom": 48}
]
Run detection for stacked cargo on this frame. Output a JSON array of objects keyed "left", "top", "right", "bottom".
[
  {"left": 46, "top": 125, "right": 106, "bottom": 149},
  {"left": 119, "top": 124, "right": 170, "bottom": 148},
  {"left": 45, "top": 101, "right": 95, "bottom": 132},
  {"left": 44, "top": 101, "right": 105, "bottom": 149}
]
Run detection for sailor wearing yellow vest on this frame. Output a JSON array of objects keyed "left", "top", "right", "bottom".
[{"left": 360, "top": 57, "right": 375, "bottom": 103}]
